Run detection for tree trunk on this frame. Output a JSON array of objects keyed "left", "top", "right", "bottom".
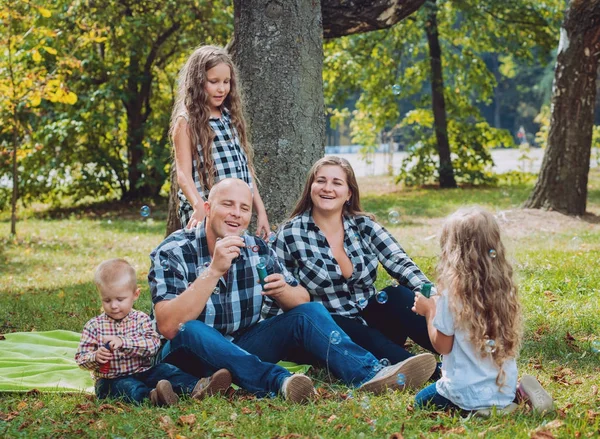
[
  {"left": 524, "top": 1, "right": 600, "bottom": 215},
  {"left": 424, "top": 0, "right": 456, "bottom": 188},
  {"left": 322, "top": 0, "right": 426, "bottom": 38},
  {"left": 10, "top": 110, "right": 18, "bottom": 236},
  {"left": 232, "top": 0, "right": 325, "bottom": 227},
  {"left": 165, "top": 164, "right": 180, "bottom": 236}
]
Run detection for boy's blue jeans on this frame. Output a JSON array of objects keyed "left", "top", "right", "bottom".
[
  {"left": 95, "top": 362, "right": 198, "bottom": 404},
  {"left": 157, "top": 302, "right": 380, "bottom": 396}
]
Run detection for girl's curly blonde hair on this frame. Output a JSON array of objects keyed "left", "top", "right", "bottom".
[
  {"left": 437, "top": 207, "right": 522, "bottom": 388},
  {"left": 169, "top": 45, "right": 255, "bottom": 192}
]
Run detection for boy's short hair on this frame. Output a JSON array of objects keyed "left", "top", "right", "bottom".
[{"left": 94, "top": 258, "right": 137, "bottom": 292}]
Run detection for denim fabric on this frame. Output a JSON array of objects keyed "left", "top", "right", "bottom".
[
  {"left": 415, "top": 382, "right": 461, "bottom": 410},
  {"left": 95, "top": 362, "right": 198, "bottom": 404},
  {"left": 158, "top": 302, "right": 379, "bottom": 396}
]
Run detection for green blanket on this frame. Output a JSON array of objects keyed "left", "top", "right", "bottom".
[{"left": 0, "top": 330, "right": 310, "bottom": 394}]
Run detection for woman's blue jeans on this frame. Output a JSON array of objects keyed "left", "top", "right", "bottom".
[
  {"left": 95, "top": 362, "right": 198, "bottom": 404},
  {"left": 157, "top": 302, "right": 380, "bottom": 397}
]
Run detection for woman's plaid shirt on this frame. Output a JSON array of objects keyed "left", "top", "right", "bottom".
[
  {"left": 263, "top": 211, "right": 435, "bottom": 320},
  {"left": 75, "top": 310, "right": 160, "bottom": 380},
  {"left": 177, "top": 108, "right": 254, "bottom": 227}
]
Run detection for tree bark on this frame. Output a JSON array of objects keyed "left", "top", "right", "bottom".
[
  {"left": 524, "top": 0, "right": 600, "bottom": 215},
  {"left": 233, "top": 0, "right": 325, "bottom": 227},
  {"left": 424, "top": 0, "right": 456, "bottom": 188},
  {"left": 165, "top": 164, "right": 180, "bottom": 236},
  {"left": 321, "top": 0, "right": 426, "bottom": 38}
]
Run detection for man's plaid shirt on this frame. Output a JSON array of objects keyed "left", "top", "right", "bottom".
[
  {"left": 177, "top": 108, "right": 254, "bottom": 227},
  {"left": 148, "top": 222, "right": 297, "bottom": 340},
  {"left": 262, "top": 210, "right": 435, "bottom": 320},
  {"left": 75, "top": 310, "right": 160, "bottom": 380}
]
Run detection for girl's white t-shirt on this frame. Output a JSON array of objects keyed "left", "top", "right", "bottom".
[{"left": 434, "top": 291, "right": 518, "bottom": 410}]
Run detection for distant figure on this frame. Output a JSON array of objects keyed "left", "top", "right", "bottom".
[
  {"left": 170, "top": 45, "right": 270, "bottom": 238},
  {"left": 75, "top": 258, "right": 231, "bottom": 406},
  {"left": 517, "top": 126, "right": 527, "bottom": 145},
  {"left": 413, "top": 208, "right": 553, "bottom": 413}
]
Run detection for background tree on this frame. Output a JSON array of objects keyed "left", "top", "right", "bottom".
[
  {"left": 0, "top": 0, "right": 80, "bottom": 235},
  {"left": 524, "top": 0, "right": 600, "bottom": 215}
]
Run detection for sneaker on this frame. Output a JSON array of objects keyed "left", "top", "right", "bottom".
[
  {"left": 149, "top": 380, "right": 179, "bottom": 406},
  {"left": 192, "top": 368, "right": 233, "bottom": 400},
  {"left": 518, "top": 374, "right": 554, "bottom": 414},
  {"left": 281, "top": 373, "right": 314, "bottom": 404},
  {"left": 360, "top": 353, "right": 437, "bottom": 395}
]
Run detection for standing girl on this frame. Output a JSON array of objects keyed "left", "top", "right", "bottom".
[
  {"left": 413, "top": 207, "right": 522, "bottom": 411},
  {"left": 170, "top": 45, "right": 270, "bottom": 236}
]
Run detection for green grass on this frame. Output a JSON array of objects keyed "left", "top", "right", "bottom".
[{"left": 1, "top": 170, "right": 600, "bottom": 438}]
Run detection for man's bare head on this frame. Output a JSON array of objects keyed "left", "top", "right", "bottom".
[{"left": 205, "top": 178, "right": 253, "bottom": 237}]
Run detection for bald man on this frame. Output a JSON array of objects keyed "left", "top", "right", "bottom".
[{"left": 149, "top": 178, "right": 436, "bottom": 403}]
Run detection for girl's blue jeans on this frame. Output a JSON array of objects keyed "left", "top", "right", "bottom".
[
  {"left": 157, "top": 302, "right": 379, "bottom": 397},
  {"left": 415, "top": 382, "right": 462, "bottom": 410},
  {"left": 95, "top": 362, "right": 198, "bottom": 404}
]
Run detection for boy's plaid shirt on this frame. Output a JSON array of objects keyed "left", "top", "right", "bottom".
[
  {"left": 263, "top": 210, "right": 435, "bottom": 319},
  {"left": 148, "top": 222, "right": 297, "bottom": 340},
  {"left": 177, "top": 108, "right": 254, "bottom": 227},
  {"left": 75, "top": 310, "right": 160, "bottom": 379}
]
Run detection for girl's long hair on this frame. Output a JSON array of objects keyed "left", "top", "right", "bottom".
[
  {"left": 169, "top": 45, "right": 255, "bottom": 192},
  {"left": 437, "top": 207, "right": 522, "bottom": 388},
  {"left": 288, "top": 156, "right": 374, "bottom": 220}
]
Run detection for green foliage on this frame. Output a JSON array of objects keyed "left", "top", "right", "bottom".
[{"left": 323, "top": 0, "right": 565, "bottom": 187}]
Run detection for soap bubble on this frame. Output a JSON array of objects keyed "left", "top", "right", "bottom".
[
  {"left": 267, "top": 232, "right": 277, "bottom": 244},
  {"left": 396, "top": 373, "right": 406, "bottom": 386},
  {"left": 357, "top": 298, "right": 368, "bottom": 310},
  {"left": 371, "top": 359, "right": 382, "bottom": 372},
  {"left": 388, "top": 210, "right": 400, "bottom": 225},
  {"left": 376, "top": 291, "right": 388, "bottom": 304},
  {"left": 392, "top": 85, "right": 401, "bottom": 96},
  {"left": 330, "top": 330, "right": 342, "bottom": 345},
  {"left": 379, "top": 358, "right": 390, "bottom": 367},
  {"left": 140, "top": 205, "right": 151, "bottom": 217},
  {"left": 360, "top": 396, "right": 370, "bottom": 410},
  {"left": 489, "top": 249, "right": 497, "bottom": 259},
  {"left": 591, "top": 340, "right": 600, "bottom": 354},
  {"left": 485, "top": 338, "right": 496, "bottom": 353},
  {"left": 206, "top": 307, "right": 215, "bottom": 316},
  {"left": 178, "top": 322, "right": 185, "bottom": 332},
  {"left": 569, "top": 236, "right": 582, "bottom": 250},
  {"left": 160, "top": 258, "right": 169, "bottom": 272}
]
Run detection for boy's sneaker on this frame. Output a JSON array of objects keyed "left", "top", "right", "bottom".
[
  {"left": 359, "top": 353, "right": 437, "bottom": 395},
  {"left": 150, "top": 380, "right": 179, "bottom": 406},
  {"left": 281, "top": 373, "right": 315, "bottom": 404},
  {"left": 518, "top": 374, "right": 554, "bottom": 414},
  {"left": 192, "top": 368, "right": 233, "bottom": 400}
]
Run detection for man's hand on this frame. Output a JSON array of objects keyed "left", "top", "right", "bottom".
[
  {"left": 95, "top": 345, "right": 112, "bottom": 364},
  {"left": 103, "top": 335, "right": 123, "bottom": 351},
  {"left": 211, "top": 235, "right": 245, "bottom": 275},
  {"left": 260, "top": 273, "right": 288, "bottom": 298}
]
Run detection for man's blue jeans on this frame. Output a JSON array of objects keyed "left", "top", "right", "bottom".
[
  {"left": 95, "top": 362, "right": 198, "bottom": 404},
  {"left": 157, "top": 302, "right": 380, "bottom": 396}
]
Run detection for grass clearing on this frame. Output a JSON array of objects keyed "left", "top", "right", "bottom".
[{"left": 1, "top": 169, "right": 599, "bottom": 438}]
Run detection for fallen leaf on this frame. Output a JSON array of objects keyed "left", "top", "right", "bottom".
[
  {"left": 531, "top": 432, "right": 555, "bottom": 439},
  {"left": 0, "top": 411, "right": 18, "bottom": 421},
  {"left": 0, "top": 334, "right": 5, "bottom": 340},
  {"left": 16, "top": 401, "right": 27, "bottom": 410},
  {"left": 544, "top": 420, "right": 565, "bottom": 429},
  {"left": 18, "top": 421, "right": 31, "bottom": 431},
  {"left": 592, "top": 385, "right": 598, "bottom": 396},
  {"left": 159, "top": 415, "right": 173, "bottom": 428},
  {"left": 326, "top": 414, "right": 337, "bottom": 423},
  {"left": 26, "top": 389, "right": 40, "bottom": 395},
  {"left": 241, "top": 407, "right": 252, "bottom": 415},
  {"left": 32, "top": 401, "right": 44, "bottom": 410},
  {"left": 389, "top": 433, "right": 405, "bottom": 439},
  {"left": 178, "top": 414, "right": 196, "bottom": 426},
  {"left": 478, "top": 425, "right": 502, "bottom": 437}
]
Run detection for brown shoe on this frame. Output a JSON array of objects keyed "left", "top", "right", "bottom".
[
  {"left": 360, "top": 353, "right": 437, "bottom": 395},
  {"left": 192, "top": 368, "right": 232, "bottom": 400},
  {"left": 281, "top": 373, "right": 314, "bottom": 404},
  {"left": 150, "top": 380, "right": 179, "bottom": 406}
]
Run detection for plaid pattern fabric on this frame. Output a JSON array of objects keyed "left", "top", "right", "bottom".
[
  {"left": 177, "top": 108, "right": 254, "bottom": 227},
  {"left": 75, "top": 310, "right": 160, "bottom": 380},
  {"left": 263, "top": 210, "right": 435, "bottom": 319},
  {"left": 148, "top": 222, "right": 297, "bottom": 340}
]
